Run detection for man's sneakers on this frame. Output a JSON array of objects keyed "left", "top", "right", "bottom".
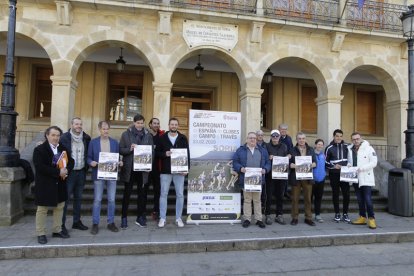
[
  {"left": 107, "top": 223, "right": 119, "bottom": 232},
  {"left": 90, "top": 224, "right": 99, "bottom": 235},
  {"left": 176, "top": 218, "right": 185, "bottom": 228},
  {"left": 256, "top": 220, "right": 266, "bottom": 228},
  {"left": 368, "top": 218, "right": 377, "bottom": 229},
  {"left": 135, "top": 216, "right": 147, "bottom": 227},
  {"left": 334, "top": 213, "right": 341, "bottom": 222},
  {"left": 72, "top": 220, "right": 88, "bottom": 230},
  {"left": 275, "top": 215, "right": 286, "bottom": 225},
  {"left": 158, "top": 218, "right": 166, "bottom": 228},
  {"left": 242, "top": 220, "right": 250, "bottom": 228},
  {"left": 342, "top": 213, "right": 351, "bottom": 223},
  {"left": 265, "top": 215, "right": 273, "bottom": 225},
  {"left": 352, "top": 216, "right": 367, "bottom": 225},
  {"left": 315, "top": 215, "right": 324, "bottom": 223}
]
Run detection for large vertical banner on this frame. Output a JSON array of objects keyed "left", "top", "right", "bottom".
[{"left": 187, "top": 110, "right": 241, "bottom": 224}]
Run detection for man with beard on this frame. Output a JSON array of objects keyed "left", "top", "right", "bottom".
[
  {"left": 60, "top": 117, "right": 91, "bottom": 235},
  {"left": 156, "top": 118, "right": 190, "bottom": 228},
  {"left": 148, "top": 117, "right": 165, "bottom": 220}
]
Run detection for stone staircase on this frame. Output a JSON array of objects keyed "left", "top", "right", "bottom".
[{"left": 23, "top": 172, "right": 388, "bottom": 216}]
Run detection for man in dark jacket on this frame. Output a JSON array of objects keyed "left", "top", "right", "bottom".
[
  {"left": 279, "top": 123, "right": 293, "bottom": 199},
  {"left": 233, "top": 132, "right": 271, "bottom": 229},
  {"left": 325, "top": 129, "right": 350, "bottom": 223},
  {"left": 33, "top": 126, "right": 74, "bottom": 244},
  {"left": 289, "top": 132, "right": 316, "bottom": 226},
  {"left": 156, "top": 118, "right": 190, "bottom": 228},
  {"left": 60, "top": 117, "right": 91, "bottom": 234},
  {"left": 264, "top": 129, "right": 288, "bottom": 225},
  {"left": 119, "top": 114, "right": 154, "bottom": 229},
  {"left": 148, "top": 117, "right": 165, "bottom": 221}
]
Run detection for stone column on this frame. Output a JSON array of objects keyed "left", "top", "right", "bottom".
[
  {"left": 239, "top": 88, "right": 263, "bottom": 140},
  {"left": 386, "top": 100, "right": 407, "bottom": 167},
  {"left": 50, "top": 76, "right": 77, "bottom": 129},
  {"left": 0, "top": 167, "right": 25, "bottom": 226},
  {"left": 153, "top": 82, "right": 173, "bottom": 130},
  {"left": 315, "top": 95, "right": 343, "bottom": 143}
]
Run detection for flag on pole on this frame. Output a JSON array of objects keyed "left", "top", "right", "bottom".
[{"left": 358, "top": 0, "right": 365, "bottom": 9}]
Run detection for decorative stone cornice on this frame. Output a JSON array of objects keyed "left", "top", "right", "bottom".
[
  {"left": 152, "top": 82, "right": 173, "bottom": 92},
  {"left": 250, "top": 22, "right": 265, "bottom": 44},
  {"left": 50, "top": 76, "right": 78, "bottom": 90},
  {"left": 330, "top": 32, "right": 346, "bottom": 52},
  {"left": 159, "top": 11, "right": 172, "bottom": 35},
  {"left": 55, "top": 1, "right": 72, "bottom": 26}
]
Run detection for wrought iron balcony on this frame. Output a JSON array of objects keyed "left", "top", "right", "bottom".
[{"left": 103, "top": 0, "right": 409, "bottom": 33}]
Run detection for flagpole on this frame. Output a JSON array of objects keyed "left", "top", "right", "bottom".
[{"left": 339, "top": 0, "right": 349, "bottom": 21}]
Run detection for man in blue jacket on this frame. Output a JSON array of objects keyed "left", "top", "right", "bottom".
[
  {"left": 87, "top": 121, "right": 122, "bottom": 235},
  {"left": 233, "top": 132, "right": 271, "bottom": 228}
]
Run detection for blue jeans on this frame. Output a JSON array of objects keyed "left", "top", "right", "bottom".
[
  {"left": 63, "top": 169, "right": 86, "bottom": 225},
  {"left": 160, "top": 174, "right": 185, "bottom": 220},
  {"left": 353, "top": 183, "right": 375, "bottom": 218},
  {"left": 92, "top": 180, "right": 117, "bottom": 224}
]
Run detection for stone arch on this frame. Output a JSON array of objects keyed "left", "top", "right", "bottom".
[
  {"left": 339, "top": 57, "right": 405, "bottom": 103},
  {"left": 255, "top": 52, "right": 330, "bottom": 98},
  {"left": 60, "top": 30, "right": 158, "bottom": 79},
  {"left": 166, "top": 45, "right": 249, "bottom": 91},
  {"left": 0, "top": 20, "right": 60, "bottom": 62}
]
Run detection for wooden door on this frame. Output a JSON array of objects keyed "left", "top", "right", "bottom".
[{"left": 171, "top": 100, "right": 192, "bottom": 138}]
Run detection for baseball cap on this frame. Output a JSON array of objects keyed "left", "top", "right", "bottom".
[{"left": 270, "top": 129, "right": 280, "bottom": 137}]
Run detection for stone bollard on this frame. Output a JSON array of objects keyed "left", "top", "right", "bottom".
[{"left": 0, "top": 167, "right": 26, "bottom": 226}]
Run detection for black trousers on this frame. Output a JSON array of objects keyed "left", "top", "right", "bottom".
[
  {"left": 329, "top": 173, "right": 350, "bottom": 214},
  {"left": 149, "top": 169, "right": 161, "bottom": 213},
  {"left": 312, "top": 181, "right": 325, "bottom": 216},
  {"left": 264, "top": 176, "right": 286, "bottom": 216},
  {"left": 121, "top": 171, "right": 148, "bottom": 219}
]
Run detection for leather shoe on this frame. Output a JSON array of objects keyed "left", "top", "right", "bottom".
[
  {"left": 61, "top": 224, "right": 68, "bottom": 236},
  {"left": 52, "top": 231, "right": 70, "bottom": 238},
  {"left": 290, "top": 219, "right": 298, "bottom": 225},
  {"left": 72, "top": 220, "right": 88, "bottom": 230},
  {"left": 256, "top": 220, "right": 266, "bottom": 228},
  {"left": 305, "top": 219, "right": 316, "bottom": 226},
  {"left": 242, "top": 220, "right": 251, "bottom": 228},
  {"left": 37, "top": 235, "right": 47, "bottom": 244}
]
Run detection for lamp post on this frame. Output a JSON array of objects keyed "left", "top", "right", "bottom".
[
  {"left": 401, "top": 5, "right": 414, "bottom": 173},
  {"left": 0, "top": 0, "right": 19, "bottom": 167}
]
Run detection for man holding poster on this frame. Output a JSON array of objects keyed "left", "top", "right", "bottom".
[
  {"left": 156, "top": 118, "right": 190, "bottom": 228},
  {"left": 87, "top": 121, "right": 122, "bottom": 235},
  {"left": 289, "top": 132, "right": 316, "bottom": 226},
  {"left": 119, "top": 114, "right": 153, "bottom": 229},
  {"left": 233, "top": 132, "right": 271, "bottom": 229}
]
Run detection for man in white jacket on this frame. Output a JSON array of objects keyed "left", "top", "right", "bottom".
[{"left": 347, "top": 132, "right": 378, "bottom": 229}]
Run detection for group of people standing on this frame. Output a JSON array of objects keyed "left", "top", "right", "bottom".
[
  {"left": 233, "top": 125, "right": 378, "bottom": 230},
  {"left": 32, "top": 116, "right": 378, "bottom": 245},
  {"left": 33, "top": 115, "right": 189, "bottom": 244}
]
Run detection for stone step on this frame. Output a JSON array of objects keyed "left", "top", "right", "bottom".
[{"left": 0, "top": 212, "right": 413, "bottom": 260}]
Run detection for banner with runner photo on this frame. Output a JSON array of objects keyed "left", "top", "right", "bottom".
[
  {"left": 340, "top": 166, "right": 359, "bottom": 183},
  {"left": 133, "top": 145, "right": 152, "bottom": 171},
  {"left": 272, "top": 156, "right": 289, "bottom": 179},
  {"left": 295, "top": 156, "right": 313, "bottom": 180},
  {"left": 97, "top": 152, "right": 119, "bottom": 180},
  {"left": 187, "top": 109, "right": 241, "bottom": 224}
]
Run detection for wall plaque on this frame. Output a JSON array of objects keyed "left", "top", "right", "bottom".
[{"left": 183, "top": 20, "right": 238, "bottom": 52}]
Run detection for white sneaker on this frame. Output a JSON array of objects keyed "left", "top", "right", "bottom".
[
  {"left": 158, "top": 218, "right": 166, "bottom": 228},
  {"left": 176, "top": 218, "right": 185, "bottom": 228}
]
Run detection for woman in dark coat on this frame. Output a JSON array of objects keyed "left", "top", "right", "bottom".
[{"left": 33, "top": 126, "right": 74, "bottom": 244}]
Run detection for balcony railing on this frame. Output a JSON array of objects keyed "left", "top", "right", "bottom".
[
  {"left": 263, "top": 0, "right": 339, "bottom": 25},
  {"left": 346, "top": 0, "right": 407, "bottom": 32},
  {"left": 108, "top": 0, "right": 408, "bottom": 34},
  {"left": 170, "top": 0, "right": 257, "bottom": 14}
]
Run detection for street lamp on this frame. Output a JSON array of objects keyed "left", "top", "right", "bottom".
[
  {"left": 401, "top": 5, "right": 414, "bottom": 173},
  {"left": 0, "top": 0, "right": 19, "bottom": 167},
  {"left": 263, "top": 68, "right": 273, "bottom": 84},
  {"left": 194, "top": 55, "right": 204, "bottom": 79}
]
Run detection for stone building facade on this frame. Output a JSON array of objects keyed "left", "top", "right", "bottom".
[{"left": 0, "top": 0, "right": 410, "bottom": 164}]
